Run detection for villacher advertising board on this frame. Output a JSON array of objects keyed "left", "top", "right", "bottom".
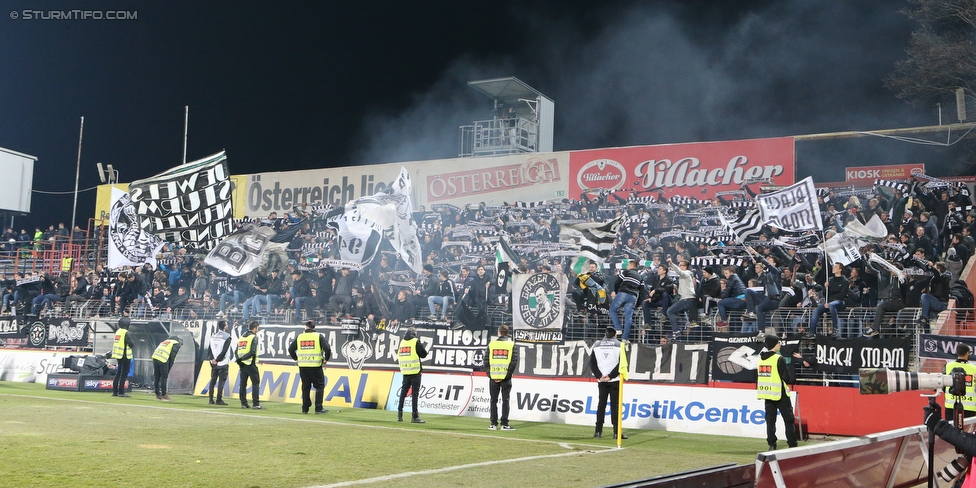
[{"left": 569, "top": 137, "right": 795, "bottom": 199}]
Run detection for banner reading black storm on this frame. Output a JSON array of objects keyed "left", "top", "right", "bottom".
[
  {"left": 512, "top": 272, "right": 567, "bottom": 343},
  {"left": 128, "top": 151, "right": 233, "bottom": 252}
]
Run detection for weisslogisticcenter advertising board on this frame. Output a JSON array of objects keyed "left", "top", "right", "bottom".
[
  {"left": 387, "top": 373, "right": 793, "bottom": 439},
  {"left": 569, "top": 137, "right": 795, "bottom": 199}
]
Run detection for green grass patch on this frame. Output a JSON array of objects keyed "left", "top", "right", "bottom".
[{"left": 0, "top": 382, "right": 768, "bottom": 487}]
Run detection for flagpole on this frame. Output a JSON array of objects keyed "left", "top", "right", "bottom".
[
  {"left": 617, "top": 372, "right": 624, "bottom": 448},
  {"left": 182, "top": 105, "right": 189, "bottom": 165},
  {"left": 70, "top": 116, "right": 84, "bottom": 242}
]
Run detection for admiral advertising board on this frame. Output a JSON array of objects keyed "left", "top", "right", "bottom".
[
  {"left": 194, "top": 361, "right": 394, "bottom": 408},
  {"left": 569, "top": 137, "right": 795, "bottom": 199}
]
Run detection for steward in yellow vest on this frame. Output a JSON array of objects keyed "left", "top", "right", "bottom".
[
  {"left": 757, "top": 334, "right": 798, "bottom": 451},
  {"left": 110, "top": 317, "right": 133, "bottom": 397},
  {"left": 486, "top": 324, "right": 519, "bottom": 430},
  {"left": 396, "top": 327, "right": 428, "bottom": 423},
  {"left": 236, "top": 321, "right": 264, "bottom": 410},
  {"left": 288, "top": 321, "right": 332, "bottom": 414},
  {"left": 151, "top": 337, "right": 183, "bottom": 401},
  {"left": 945, "top": 344, "right": 976, "bottom": 420}
]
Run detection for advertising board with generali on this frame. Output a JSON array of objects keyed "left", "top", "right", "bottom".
[{"left": 570, "top": 137, "right": 795, "bottom": 199}]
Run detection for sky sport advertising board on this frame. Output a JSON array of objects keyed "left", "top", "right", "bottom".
[{"left": 569, "top": 137, "right": 795, "bottom": 200}]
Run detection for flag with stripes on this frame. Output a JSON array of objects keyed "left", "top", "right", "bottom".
[
  {"left": 558, "top": 216, "right": 623, "bottom": 264},
  {"left": 718, "top": 208, "right": 764, "bottom": 244},
  {"left": 495, "top": 236, "right": 522, "bottom": 287}
]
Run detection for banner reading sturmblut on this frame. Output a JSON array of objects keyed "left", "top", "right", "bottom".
[
  {"left": 128, "top": 151, "right": 233, "bottom": 252},
  {"left": 511, "top": 272, "right": 567, "bottom": 343}
]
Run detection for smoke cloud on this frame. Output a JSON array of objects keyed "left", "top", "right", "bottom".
[{"left": 353, "top": 1, "right": 965, "bottom": 181}]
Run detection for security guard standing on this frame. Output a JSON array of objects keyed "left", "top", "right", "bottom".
[
  {"left": 151, "top": 337, "right": 182, "bottom": 401},
  {"left": 397, "top": 327, "right": 428, "bottom": 423},
  {"left": 236, "top": 321, "right": 264, "bottom": 410},
  {"left": 486, "top": 324, "right": 518, "bottom": 430},
  {"left": 944, "top": 343, "right": 976, "bottom": 421},
  {"left": 757, "top": 334, "right": 798, "bottom": 451},
  {"left": 288, "top": 321, "right": 331, "bottom": 414},
  {"left": 208, "top": 320, "right": 232, "bottom": 406},
  {"left": 589, "top": 326, "right": 626, "bottom": 439},
  {"left": 110, "top": 317, "right": 133, "bottom": 397}
]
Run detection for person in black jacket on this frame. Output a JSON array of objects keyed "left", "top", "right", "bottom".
[
  {"left": 743, "top": 252, "right": 783, "bottom": 334},
  {"left": 808, "top": 263, "right": 848, "bottom": 338},
  {"left": 292, "top": 270, "right": 313, "bottom": 323},
  {"left": 610, "top": 260, "right": 642, "bottom": 340},
  {"left": 391, "top": 290, "right": 416, "bottom": 329},
  {"left": 427, "top": 269, "right": 457, "bottom": 321},
  {"left": 236, "top": 321, "right": 264, "bottom": 409},
  {"left": 63, "top": 270, "right": 91, "bottom": 313},
  {"left": 920, "top": 261, "right": 952, "bottom": 333},
  {"left": 641, "top": 264, "right": 673, "bottom": 328},
  {"left": 924, "top": 402, "right": 976, "bottom": 485}
]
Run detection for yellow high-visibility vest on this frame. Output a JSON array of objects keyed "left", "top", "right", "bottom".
[
  {"left": 295, "top": 332, "right": 324, "bottom": 367},
  {"left": 237, "top": 335, "right": 256, "bottom": 366},
  {"left": 112, "top": 328, "right": 132, "bottom": 360},
  {"left": 398, "top": 338, "right": 421, "bottom": 375},
  {"left": 757, "top": 355, "right": 788, "bottom": 401},
  {"left": 151, "top": 339, "right": 178, "bottom": 363},
  {"left": 945, "top": 361, "right": 976, "bottom": 412},
  {"left": 488, "top": 339, "right": 515, "bottom": 380}
]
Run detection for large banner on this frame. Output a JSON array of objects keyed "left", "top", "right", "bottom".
[
  {"left": 0, "top": 317, "right": 90, "bottom": 348},
  {"left": 710, "top": 333, "right": 801, "bottom": 382},
  {"left": 511, "top": 272, "right": 568, "bottom": 343},
  {"left": 108, "top": 187, "right": 164, "bottom": 268},
  {"left": 814, "top": 335, "right": 911, "bottom": 374},
  {"left": 755, "top": 176, "right": 823, "bottom": 232},
  {"left": 569, "top": 137, "right": 795, "bottom": 199},
  {"left": 128, "top": 151, "right": 234, "bottom": 251},
  {"left": 191, "top": 322, "right": 707, "bottom": 382}
]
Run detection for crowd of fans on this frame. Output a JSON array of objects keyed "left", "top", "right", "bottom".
[{"left": 2, "top": 176, "right": 974, "bottom": 344}]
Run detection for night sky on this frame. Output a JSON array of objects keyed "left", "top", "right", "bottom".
[{"left": 0, "top": 1, "right": 967, "bottom": 232}]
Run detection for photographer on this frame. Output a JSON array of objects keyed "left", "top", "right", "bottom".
[{"left": 925, "top": 403, "right": 976, "bottom": 486}]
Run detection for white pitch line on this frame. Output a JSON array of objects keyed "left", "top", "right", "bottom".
[{"left": 308, "top": 448, "right": 618, "bottom": 488}]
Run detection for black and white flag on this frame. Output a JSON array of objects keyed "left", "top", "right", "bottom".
[
  {"left": 558, "top": 216, "right": 623, "bottom": 263},
  {"left": 755, "top": 177, "right": 823, "bottom": 233},
  {"left": 719, "top": 208, "right": 764, "bottom": 244},
  {"left": 108, "top": 187, "right": 165, "bottom": 268},
  {"left": 128, "top": 151, "right": 234, "bottom": 252},
  {"left": 203, "top": 223, "right": 276, "bottom": 276}
]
